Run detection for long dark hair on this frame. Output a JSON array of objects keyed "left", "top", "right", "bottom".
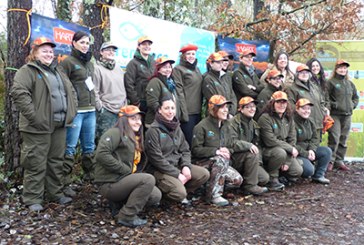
[
  {"left": 261, "top": 99, "right": 293, "bottom": 121},
  {"left": 274, "top": 51, "right": 293, "bottom": 75},
  {"left": 306, "top": 58, "right": 327, "bottom": 91},
  {"left": 72, "top": 31, "right": 90, "bottom": 46},
  {"left": 115, "top": 116, "right": 144, "bottom": 151}
]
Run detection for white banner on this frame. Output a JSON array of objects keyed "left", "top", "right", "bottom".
[{"left": 110, "top": 7, "right": 216, "bottom": 73}]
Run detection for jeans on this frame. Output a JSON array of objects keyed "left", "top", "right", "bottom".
[
  {"left": 180, "top": 114, "right": 201, "bottom": 147},
  {"left": 65, "top": 111, "right": 96, "bottom": 156},
  {"left": 299, "top": 146, "right": 332, "bottom": 178}
]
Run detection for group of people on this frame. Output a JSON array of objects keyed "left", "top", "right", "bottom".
[{"left": 12, "top": 31, "right": 358, "bottom": 228}]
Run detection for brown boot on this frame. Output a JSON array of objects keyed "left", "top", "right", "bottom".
[{"left": 244, "top": 185, "right": 269, "bottom": 195}]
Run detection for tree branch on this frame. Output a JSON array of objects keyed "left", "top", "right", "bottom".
[
  {"left": 289, "top": 21, "right": 335, "bottom": 54},
  {"left": 281, "top": 0, "right": 327, "bottom": 16}
]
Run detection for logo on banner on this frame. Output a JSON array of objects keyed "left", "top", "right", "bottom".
[
  {"left": 53, "top": 27, "right": 75, "bottom": 45},
  {"left": 235, "top": 43, "right": 257, "bottom": 54}
]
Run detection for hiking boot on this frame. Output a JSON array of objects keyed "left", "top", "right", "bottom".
[
  {"left": 244, "top": 185, "right": 269, "bottom": 195},
  {"left": 28, "top": 204, "right": 44, "bottom": 212},
  {"left": 109, "top": 200, "right": 123, "bottom": 217},
  {"left": 312, "top": 176, "right": 330, "bottom": 184},
  {"left": 211, "top": 196, "right": 229, "bottom": 206},
  {"left": 59, "top": 196, "right": 72, "bottom": 205},
  {"left": 268, "top": 178, "right": 285, "bottom": 191},
  {"left": 334, "top": 162, "right": 350, "bottom": 171},
  {"left": 64, "top": 186, "right": 76, "bottom": 197},
  {"left": 117, "top": 216, "right": 147, "bottom": 227}
]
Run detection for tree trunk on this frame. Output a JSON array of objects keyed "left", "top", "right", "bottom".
[
  {"left": 4, "top": 0, "right": 32, "bottom": 174},
  {"left": 82, "top": 0, "right": 109, "bottom": 60}
]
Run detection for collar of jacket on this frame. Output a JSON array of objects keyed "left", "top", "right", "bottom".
[
  {"left": 238, "top": 62, "right": 252, "bottom": 74},
  {"left": 334, "top": 73, "right": 346, "bottom": 81},
  {"left": 179, "top": 58, "right": 197, "bottom": 70},
  {"left": 267, "top": 83, "right": 281, "bottom": 92},
  {"left": 294, "top": 78, "right": 310, "bottom": 90},
  {"left": 207, "top": 115, "right": 225, "bottom": 129},
  {"left": 71, "top": 47, "right": 92, "bottom": 63},
  {"left": 134, "top": 49, "right": 153, "bottom": 68}
]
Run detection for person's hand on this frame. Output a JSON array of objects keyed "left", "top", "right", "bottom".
[
  {"left": 216, "top": 147, "right": 230, "bottom": 160},
  {"left": 178, "top": 173, "right": 188, "bottom": 185},
  {"left": 250, "top": 144, "right": 259, "bottom": 154},
  {"left": 281, "top": 164, "right": 289, "bottom": 171},
  {"left": 308, "top": 150, "right": 316, "bottom": 161},
  {"left": 181, "top": 166, "right": 191, "bottom": 181},
  {"left": 291, "top": 147, "right": 299, "bottom": 158},
  {"left": 247, "top": 85, "right": 256, "bottom": 90}
]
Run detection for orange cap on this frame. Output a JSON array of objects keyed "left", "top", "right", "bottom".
[
  {"left": 155, "top": 56, "right": 175, "bottom": 67},
  {"left": 207, "top": 52, "right": 228, "bottom": 63},
  {"left": 271, "top": 91, "right": 288, "bottom": 101},
  {"left": 240, "top": 49, "right": 256, "bottom": 57},
  {"left": 137, "top": 35, "right": 153, "bottom": 45},
  {"left": 266, "top": 69, "right": 284, "bottom": 80},
  {"left": 118, "top": 105, "right": 144, "bottom": 117},
  {"left": 296, "top": 98, "right": 314, "bottom": 109},
  {"left": 336, "top": 59, "right": 350, "bottom": 67},
  {"left": 239, "top": 96, "right": 257, "bottom": 107},
  {"left": 218, "top": 50, "right": 234, "bottom": 60},
  {"left": 32, "top": 37, "right": 56, "bottom": 48},
  {"left": 208, "top": 95, "right": 232, "bottom": 109},
  {"left": 179, "top": 44, "right": 198, "bottom": 53},
  {"left": 296, "top": 64, "right": 311, "bottom": 73}
]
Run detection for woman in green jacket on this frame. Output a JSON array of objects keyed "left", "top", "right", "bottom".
[
  {"left": 326, "top": 59, "right": 359, "bottom": 171},
  {"left": 192, "top": 95, "right": 243, "bottom": 206},
  {"left": 258, "top": 91, "right": 303, "bottom": 190},
  {"left": 145, "top": 57, "right": 188, "bottom": 125},
  {"left": 174, "top": 44, "right": 203, "bottom": 146},
  {"left": 95, "top": 105, "right": 161, "bottom": 227},
  {"left": 294, "top": 98, "right": 331, "bottom": 184},
  {"left": 145, "top": 97, "right": 209, "bottom": 204},
  {"left": 61, "top": 31, "right": 96, "bottom": 188},
  {"left": 12, "top": 37, "right": 77, "bottom": 211}
]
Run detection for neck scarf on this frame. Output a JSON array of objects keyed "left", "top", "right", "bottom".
[{"left": 155, "top": 112, "right": 180, "bottom": 132}]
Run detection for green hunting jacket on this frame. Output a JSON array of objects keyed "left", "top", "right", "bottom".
[
  {"left": 94, "top": 128, "right": 147, "bottom": 183},
  {"left": 145, "top": 74, "right": 188, "bottom": 124},
  {"left": 145, "top": 119, "right": 191, "bottom": 178},
  {"left": 12, "top": 61, "right": 77, "bottom": 134},
  {"left": 256, "top": 83, "right": 282, "bottom": 119},
  {"left": 227, "top": 112, "right": 260, "bottom": 153},
  {"left": 293, "top": 113, "right": 319, "bottom": 158},
  {"left": 232, "top": 63, "right": 264, "bottom": 100},
  {"left": 327, "top": 74, "right": 359, "bottom": 116},
  {"left": 173, "top": 59, "right": 203, "bottom": 115},
  {"left": 286, "top": 78, "right": 326, "bottom": 129},
  {"left": 60, "top": 48, "right": 95, "bottom": 110},
  {"left": 124, "top": 50, "right": 155, "bottom": 106},
  {"left": 191, "top": 115, "right": 232, "bottom": 161},
  {"left": 202, "top": 69, "right": 237, "bottom": 115},
  {"left": 258, "top": 112, "right": 296, "bottom": 154}
]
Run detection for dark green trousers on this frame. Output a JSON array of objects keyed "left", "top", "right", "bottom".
[{"left": 21, "top": 121, "right": 66, "bottom": 205}]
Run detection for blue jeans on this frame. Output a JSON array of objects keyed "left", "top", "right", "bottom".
[
  {"left": 65, "top": 111, "right": 96, "bottom": 156},
  {"left": 180, "top": 114, "right": 201, "bottom": 147},
  {"left": 299, "top": 146, "right": 332, "bottom": 178}
]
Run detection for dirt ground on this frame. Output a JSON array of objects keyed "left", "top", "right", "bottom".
[{"left": 1, "top": 163, "right": 364, "bottom": 245}]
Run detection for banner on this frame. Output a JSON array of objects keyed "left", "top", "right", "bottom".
[
  {"left": 31, "top": 13, "right": 90, "bottom": 62},
  {"left": 109, "top": 8, "right": 215, "bottom": 73},
  {"left": 217, "top": 35, "right": 270, "bottom": 75},
  {"left": 317, "top": 40, "right": 364, "bottom": 159}
]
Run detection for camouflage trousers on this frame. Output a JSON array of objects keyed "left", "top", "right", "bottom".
[
  {"left": 96, "top": 108, "right": 118, "bottom": 142},
  {"left": 196, "top": 156, "right": 243, "bottom": 201}
]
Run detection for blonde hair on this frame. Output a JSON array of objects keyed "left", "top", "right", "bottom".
[{"left": 25, "top": 46, "right": 40, "bottom": 63}]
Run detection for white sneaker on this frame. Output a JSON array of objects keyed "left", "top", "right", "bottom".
[{"left": 211, "top": 196, "right": 229, "bottom": 206}]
